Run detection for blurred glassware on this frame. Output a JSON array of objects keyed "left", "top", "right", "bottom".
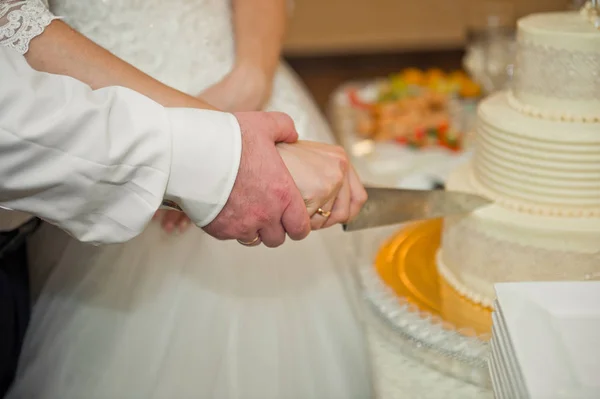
[
  {"left": 463, "top": 2, "right": 516, "bottom": 94},
  {"left": 569, "top": 0, "right": 587, "bottom": 9}
]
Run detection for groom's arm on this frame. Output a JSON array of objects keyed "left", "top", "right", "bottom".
[
  {"left": 0, "top": 47, "right": 241, "bottom": 244},
  {"left": 232, "top": 0, "right": 288, "bottom": 83}
]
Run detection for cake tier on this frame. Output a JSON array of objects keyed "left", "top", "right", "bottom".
[
  {"left": 473, "top": 92, "right": 600, "bottom": 216},
  {"left": 437, "top": 163, "right": 600, "bottom": 307},
  {"left": 511, "top": 11, "right": 600, "bottom": 122}
]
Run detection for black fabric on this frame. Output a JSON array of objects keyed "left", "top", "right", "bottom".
[{"left": 0, "top": 222, "right": 36, "bottom": 398}]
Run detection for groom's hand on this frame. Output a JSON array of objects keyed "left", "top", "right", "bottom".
[{"left": 202, "top": 112, "right": 311, "bottom": 247}]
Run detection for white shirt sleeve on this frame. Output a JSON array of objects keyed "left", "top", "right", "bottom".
[{"left": 0, "top": 46, "right": 242, "bottom": 244}]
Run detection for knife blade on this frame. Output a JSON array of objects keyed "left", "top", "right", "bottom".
[{"left": 342, "top": 187, "right": 492, "bottom": 232}]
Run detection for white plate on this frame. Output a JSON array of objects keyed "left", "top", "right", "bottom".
[
  {"left": 489, "top": 342, "right": 514, "bottom": 399},
  {"left": 495, "top": 282, "right": 600, "bottom": 399},
  {"left": 492, "top": 310, "right": 527, "bottom": 394},
  {"left": 490, "top": 337, "right": 512, "bottom": 398}
]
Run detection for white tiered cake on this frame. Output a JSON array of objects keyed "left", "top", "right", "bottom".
[{"left": 437, "top": 8, "right": 600, "bottom": 308}]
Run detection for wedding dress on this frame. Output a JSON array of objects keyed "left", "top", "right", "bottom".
[{"left": 3, "top": 1, "right": 374, "bottom": 398}]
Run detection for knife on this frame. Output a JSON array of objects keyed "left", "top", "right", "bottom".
[{"left": 342, "top": 187, "right": 492, "bottom": 232}]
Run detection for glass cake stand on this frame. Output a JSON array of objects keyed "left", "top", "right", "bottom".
[{"left": 353, "top": 219, "right": 493, "bottom": 388}]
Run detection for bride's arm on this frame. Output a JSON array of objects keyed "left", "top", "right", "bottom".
[
  {"left": 25, "top": 20, "right": 217, "bottom": 110},
  {"left": 199, "top": 0, "right": 288, "bottom": 111},
  {"left": 231, "top": 0, "right": 288, "bottom": 85},
  {"left": 0, "top": 0, "right": 213, "bottom": 110}
]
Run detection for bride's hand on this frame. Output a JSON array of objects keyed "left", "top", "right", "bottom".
[
  {"left": 277, "top": 141, "right": 367, "bottom": 230},
  {"left": 153, "top": 209, "right": 191, "bottom": 234},
  {"left": 198, "top": 64, "right": 272, "bottom": 112}
]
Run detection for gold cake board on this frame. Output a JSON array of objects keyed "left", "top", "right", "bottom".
[{"left": 374, "top": 219, "right": 492, "bottom": 338}]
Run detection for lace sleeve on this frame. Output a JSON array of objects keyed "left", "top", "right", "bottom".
[{"left": 0, "top": 0, "right": 59, "bottom": 54}]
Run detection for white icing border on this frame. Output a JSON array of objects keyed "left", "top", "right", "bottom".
[
  {"left": 468, "top": 166, "right": 600, "bottom": 218},
  {"left": 507, "top": 91, "right": 600, "bottom": 123},
  {"left": 435, "top": 250, "right": 495, "bottom": 308}
]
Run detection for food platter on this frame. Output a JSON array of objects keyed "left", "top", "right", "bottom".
[{"left": 328, "top": 72, "right": 477, "bottom": 190}]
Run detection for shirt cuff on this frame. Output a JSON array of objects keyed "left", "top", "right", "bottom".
[{"left": 164, "top": 109, "right": 242, "bottom": 227}]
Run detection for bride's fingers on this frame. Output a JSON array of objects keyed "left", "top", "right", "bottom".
[
  {"left": 310, "top": 196, "right": 335, "bottom": 230},
  {"left": 346, "top": 163, "right": 368, "bottom": 222},
  {"left": 323, "top": 173, "right": 352, "bottom": 229},
  {"left": 177, "top": 216, "right": 192, "bottom": 233},
  {"left": 153, "top": 210, "right": 166, "bottom": 221},
  {"left": 161, "top": 210, "right": 185, "bottom": 234}
]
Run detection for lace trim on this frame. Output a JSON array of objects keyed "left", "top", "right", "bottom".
[
  {"left": 439, "top": 214, "right": 600, "bottom": 310},
  {"left": 507, "top": 90, "right": 600, "bottom": 123},
  {"left": 0, "top": 0, "right": 59, "bottom": 55},
  {"left": 512, "top": 40, "right": 600, "bottom": 102}
]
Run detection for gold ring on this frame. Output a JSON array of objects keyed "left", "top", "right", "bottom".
[
  {"left": 316, "top": 208, "right": 332, "bottom": 218},
  {"left": 237, "top": 236, "right": 260, "bottom": 246}
]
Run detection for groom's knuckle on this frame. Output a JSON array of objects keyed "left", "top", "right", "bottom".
[
  {"left": 253, "top": 208, "right": 271, "bottom": 225},
  {"left": 272, "top": 184, "right": 292, "bottom": 206},
  {"left": 266, "top": 111, "right": 282, "bottom": 128},
  {"left": 287, "top": 224, "right": 307, "bottom": 240},
  {"left": 273, "top": 112, "right": 295, "bottom": 133}
]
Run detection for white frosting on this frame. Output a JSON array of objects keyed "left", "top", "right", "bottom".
[
  {"left": 450, "top": 163, "right": 600, "bottom": 250},
  {"left": 518, "top": 11, "right": 600, "bottom": 50},
  {"left": 438, "top": 163, "right": 600, "bottom": 307},
  {"left": 473, "top": 92, "right": 600, "bottom": 212},
  {"left": 512, "top": 12, "right": 600, "bottom": 119}
]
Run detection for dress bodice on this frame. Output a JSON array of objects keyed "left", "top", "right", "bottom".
[{"left": 49, "top": 0, "right": 236, "bottom": 94}]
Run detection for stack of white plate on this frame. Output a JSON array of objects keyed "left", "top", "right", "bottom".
[{"left": 490, "top": 282, "right": 600, "bottom": 399}]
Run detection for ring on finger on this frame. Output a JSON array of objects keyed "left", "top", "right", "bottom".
[
  {"left": 316, "top": 208, "right": 332, "bottom": 218},
  {"left": 237, "top": 236, "right": 260, "bottom": 246}
]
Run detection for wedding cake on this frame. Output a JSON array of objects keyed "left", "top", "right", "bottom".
[{"left": 436, "top": 7, "right": 600, "bottom": 308}]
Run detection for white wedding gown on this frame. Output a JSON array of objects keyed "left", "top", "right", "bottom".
[{"left": 7, "top": 1, "right": 374, "bottom": 398}]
